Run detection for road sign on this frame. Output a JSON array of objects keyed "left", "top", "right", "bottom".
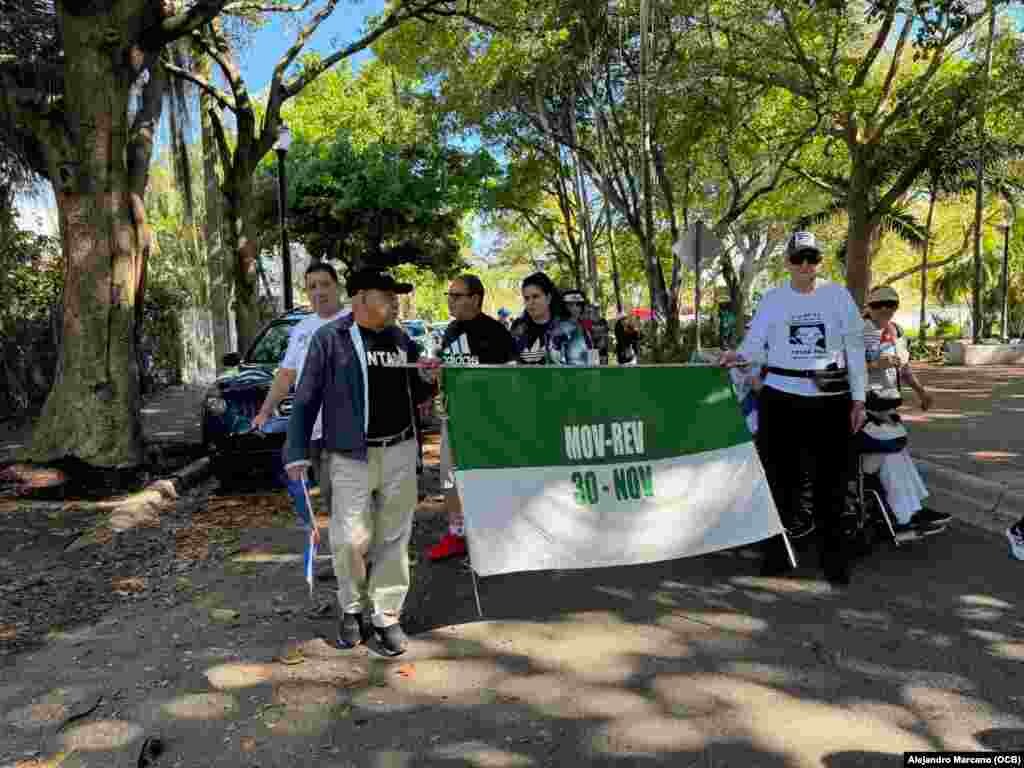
[{"left": 671, "top": 221, "right": 723, "bottom": 272}]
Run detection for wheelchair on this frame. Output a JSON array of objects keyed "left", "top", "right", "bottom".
[{"left": 841, "top": 451, "right": 906, "bottom": 557}]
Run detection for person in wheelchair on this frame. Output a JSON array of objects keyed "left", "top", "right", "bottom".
[{"left": 861, "top": 286, "right": 951, "bottom": 535}]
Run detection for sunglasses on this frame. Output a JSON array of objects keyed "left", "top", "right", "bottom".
[
  {"left": 788, "top": 250, "right": 822, "bottom": 265},
  {"left": 868, "top": 300, "right": 899, "bottom": 310}
]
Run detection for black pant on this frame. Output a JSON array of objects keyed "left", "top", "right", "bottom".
[{"left": 756, "top": 386, "right": 853, "bottom": 570}]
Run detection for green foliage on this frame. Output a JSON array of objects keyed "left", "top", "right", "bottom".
[
  {"left": 282, "top": 129, "right": 500, "bottom": 273},
  {"left": 0, "top": 222, "right": 62, "bottom": 417}
]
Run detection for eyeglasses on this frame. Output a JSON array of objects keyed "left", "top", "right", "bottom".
[
  {"left": 868, "top": 300, "right": 898, "bottom": 310},
  {"left": 788, "top": 250, "right": 822, "bottom": 265}
]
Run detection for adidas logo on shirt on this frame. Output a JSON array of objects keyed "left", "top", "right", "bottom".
[
  {"left": 519, "top": 337, "right": 546, "bottom": 364},
  {"left": 443, "top": 333, "right": 479, "bottom": 365}
]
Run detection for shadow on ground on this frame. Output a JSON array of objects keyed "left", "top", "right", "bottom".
[{"left": 3, "top": 431, "right": 1024, "bottom": 767}]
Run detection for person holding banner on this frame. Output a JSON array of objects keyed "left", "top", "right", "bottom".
[
  {"left": 425, "top": 274, "right": 517, "bottom": 561},
  {"left": 284, "top": 268, "right": 434, "bottom": 656},
  {"left": 511, "top": 272, "right": 591, "bottom": 366},
  {"left": 720, "top": 231, "right": 867, "bottom": 586}
]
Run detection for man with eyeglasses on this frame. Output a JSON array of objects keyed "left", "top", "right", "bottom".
[
  {"left": 720, "top": 231, "right": 867, "bottom": 586},
  {"left": 425, "top": 274, "right": 517, "bottom": 561}
]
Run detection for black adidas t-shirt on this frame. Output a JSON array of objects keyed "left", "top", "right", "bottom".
[
  {"left": 361, "top": 326, "right": 413, "bottom": 439},
  {"left": 440, "top": 314, "right": 516, "bottom": 365}
]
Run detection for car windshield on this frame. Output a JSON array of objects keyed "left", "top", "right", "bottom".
[{"left": 246, "top": 321, "right": 297, "bottom": 365}]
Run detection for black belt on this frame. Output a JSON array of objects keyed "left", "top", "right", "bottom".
[
  {"left": 365, "top": 425, "right": 414, "bottom": 448},
  {"left": 765, "top": 366, "right": 847, "bottom": 379},
  {"left": 765, "top": 365, "right": 849, "bottom": 393}
]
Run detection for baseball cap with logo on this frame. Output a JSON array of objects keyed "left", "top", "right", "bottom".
[
  {"left": 786, "top": 231, "right": 822, "bottom": 257},
  {"left": 562, "top": 289, "right": 586, "bottom": 304},
  {"left": 867, "top": 285, "right": 900, "bottom": 305},
  {"left": 345, "top": 268, "right": 414, "bottom": 297}
]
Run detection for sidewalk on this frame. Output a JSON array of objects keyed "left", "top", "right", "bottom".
[
  {"left": 905, "top": 364, "right": 1024, "bottom": 533},
  {"left": 0, "top": 385, "right": 206, "bottom": 465}
]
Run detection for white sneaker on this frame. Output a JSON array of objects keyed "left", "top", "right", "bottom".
[{"left": 1007, "top": 525, "right": 1024, "bottom": 561}]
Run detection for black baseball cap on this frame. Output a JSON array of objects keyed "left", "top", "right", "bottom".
[
  {"left": 563, "top": 289, "right": 586, "bottom": 303},
  {"left": 345, "top": 268, "right": 413, "bottom": 297}
]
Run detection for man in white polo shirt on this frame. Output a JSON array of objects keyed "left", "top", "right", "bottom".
[{"left": 254, "top": 262, "right": 349, "bottom": 521}]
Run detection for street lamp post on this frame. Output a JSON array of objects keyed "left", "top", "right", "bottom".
[
  {"left": 273, "top": 124, "right": 293, "bottom": 311},
  {"left": 997, "top": 207, "right": 1014, "bottom": 342}
]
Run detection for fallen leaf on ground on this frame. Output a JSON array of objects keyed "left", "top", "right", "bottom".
[
  {"left": 0, "top": 624, "right": 16, "bottom": 640},
  {"left": 210, "top": 608, "right": 240, "bottom": 624},
  {"left": 15, "top": 749, "right": 72, "bottom": 768},
  {"left": 240, "top": 737, "right": 257, "bottom": 752},
  {"left": 111, "top": 576, "right": 147, "bottom": 594},
  {"left": 277, "top": 648, "right": 305, "bottom": 666}
]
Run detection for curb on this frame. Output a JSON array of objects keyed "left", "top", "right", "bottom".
[
  {"left": 163, "top": 455, "right": 211, "bottom": 496},
  {"left": 913, "top": 455, "right": 1024, "bottom": 536}
]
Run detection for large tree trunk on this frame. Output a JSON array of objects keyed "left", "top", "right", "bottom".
[
  {"left": 200, "top": 70, "right": 232, "bottom": 369},
  {"left": 224, "top": 177, "right": 262, "bottom": 355},
  {"left": 845, "top": 174, "right": 879, "bottom": 307},
  {"left": 28, "top": 16, "right": 151, "bottom": 467}
]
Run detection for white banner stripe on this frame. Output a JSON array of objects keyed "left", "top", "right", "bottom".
[{"left": 456, "top": 442, "right": 782, "bottom": 577}]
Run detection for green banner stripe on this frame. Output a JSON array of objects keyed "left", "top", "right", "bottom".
[{"left": 445, "top": 366, "right": 751, "bottom": 470}]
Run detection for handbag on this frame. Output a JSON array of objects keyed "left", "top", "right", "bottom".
[{"left": 811, "top": 363, "right": 850, "bottom": 394}]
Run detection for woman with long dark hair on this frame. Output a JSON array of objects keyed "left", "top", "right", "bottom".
[{"left": 511, "top": 272, "right": 591, "bottom": 365}]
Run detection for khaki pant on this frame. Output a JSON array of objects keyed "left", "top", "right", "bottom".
[{"left": 323, "top": 439, "right": 418, "bottom": 628}]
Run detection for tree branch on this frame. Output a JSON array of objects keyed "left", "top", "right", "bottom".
[
  {"left": 225, "top": 0, "right": 313, "bottom": 13},
  {"left": 208, "top": 106, "right": 234, "bottom": 177},
  {"left": 882, "top": 225, "right": 973, "bottom": 284},
  {"left": 870, "top": 13, "right": 912, "bottom": 121},
  {"left": 851, "top": 2, "right": 897, "bottom": 89},
  {"left": 778, "top": 7, "right": 822, "bottom": 91},
  {"left": 128, "top": 63, "right": 167, "bottom": 196},
  {"left": 163, "top": 58, "right": 236, "bottom": 111},
  {"left": 143, "top": 0, "right": 231, "bottom": 51}
]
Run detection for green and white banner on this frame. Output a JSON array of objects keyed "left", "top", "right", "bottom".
[{"left": 445, "top": 366, "right": 783, "bottom": 577}]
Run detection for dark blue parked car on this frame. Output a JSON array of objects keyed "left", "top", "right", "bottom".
[{"left": 201, "top": 308, "right": 311, "bottom": 488}]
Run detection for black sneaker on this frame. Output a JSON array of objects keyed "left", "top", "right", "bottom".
[
  {"left": 336, "top": 613, "right": 364, "bottom": 649},
  {"left": 912, "top": 507, "right": 952, "bottom": 527},
  {"left": 376, "top": 623, "right": 408, "bottom": 657},
  {"left": 894, "top": 517, "right": 944, "bottom": 538}
]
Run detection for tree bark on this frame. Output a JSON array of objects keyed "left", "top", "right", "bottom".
[
  {"left": 28, "top": 8, "right": 154, "bottom": 467},
  {"left": 223, "top": 175, "right": 262, "bottom": 356},
  {"left": 200, "top": 68, "right": 232, "bottom": 368},
  {"left": 845, "top": 167, "right": 878, "bottom": 307}
]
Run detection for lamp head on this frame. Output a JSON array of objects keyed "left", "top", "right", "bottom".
[{"left": 273, "top": 124, "right": 292, "bottom": 153}]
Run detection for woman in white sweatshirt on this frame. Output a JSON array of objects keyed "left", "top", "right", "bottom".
[{"left": 720, "top": 231, "right": 867, "bottom": 586}]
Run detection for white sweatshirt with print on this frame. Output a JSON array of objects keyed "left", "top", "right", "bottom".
[{"left": 738, "top": 280, "right": 866, "bottom": 401}]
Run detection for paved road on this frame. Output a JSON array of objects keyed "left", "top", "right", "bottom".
[{"left": 907, "top": 364, "right": 1024, "bottom": 488}]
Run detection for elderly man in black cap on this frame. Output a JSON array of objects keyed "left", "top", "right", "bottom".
[{"left": 285, "top": 268, "right": 433, "bottom": 656}]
